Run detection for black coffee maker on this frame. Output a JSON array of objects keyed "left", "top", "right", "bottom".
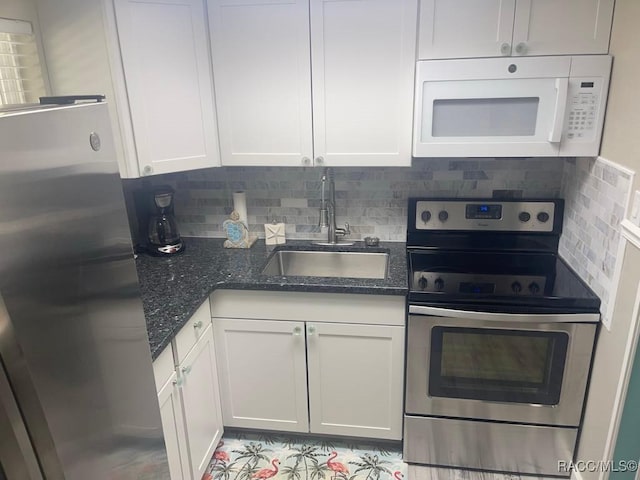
[{"left": 135, "top": 185, "right": 184, "bottom": 255}]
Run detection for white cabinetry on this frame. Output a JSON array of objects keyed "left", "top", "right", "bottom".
[
  {"left": 418, "top": 0, "right": 614, "bottom": 59},
  {"left": 208, "top": 0, "right": 417, "bottom": 167},
  {"left": 211, "top": 290, "right": 405, "bottom": 440},
  {"left": 179, "top": 324, "right": 223, "bottom": 480},
  {"left": 511, "top": 0, "right": 615, "bottom": 57},
  {"left": 306, "top": 322, "right": 404, "bottom": 439},
  {"left": 154, "top": 345, "right": 189, "bottom": 480},
  {"left": 36, "top": 0, "right": 220, "bottom": 178},
  {"left": 213, "top": 319, "right": 309, "bottom": 432},
  {"left": 152, "top": 299, "right": 223, "bottom": 480}
]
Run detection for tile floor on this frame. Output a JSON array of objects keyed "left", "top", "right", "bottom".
[
  {"left": 202, "top": 432, "right": 560, "bottom": 480},
  {"left": 203, "top": 431, "right": 406, "bottom": 480}
]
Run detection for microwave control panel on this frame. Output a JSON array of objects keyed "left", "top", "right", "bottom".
[{"left": 564, "top": 77, "right": 603, "bottom": 142}]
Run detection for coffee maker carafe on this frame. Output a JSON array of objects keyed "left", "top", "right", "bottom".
[{"left": 146, "top": 186, "right": 184, "bottom": 255}]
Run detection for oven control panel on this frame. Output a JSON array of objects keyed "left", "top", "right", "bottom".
[
  {"left": 414, "top": 200, "right": 556, "bottom": 232},
  {"left": 411, "top": 272, "right": 547, "bottom": 296}
]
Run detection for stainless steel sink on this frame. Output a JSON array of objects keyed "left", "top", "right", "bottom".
[{"left": 261, "top": 250, "right": 389, "bottom": 279}]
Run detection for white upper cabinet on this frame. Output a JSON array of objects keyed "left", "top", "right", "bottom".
[
  {"left": 37, "top": 0, "right": 221, "bottom": 178},
  {"left": 418, "top": 0, "right": 614, "bottom": 59},
  {"left": 114, "top": 0, "right": 221, "bottom": 176},
  {"left": 419, "top": 0, "right": 516, "bottom": 59},
  {"left": 310, "top": 0, "right": 417, "bottom": 167},
  {"left": 208, "top": 0, "right": 417, "bottom": 167},
  {"left": 207, "top": 0, "right": 313, "bottom": 167},
  {"left": 512, "top": 0, "right": 615, "bottom": 57}
]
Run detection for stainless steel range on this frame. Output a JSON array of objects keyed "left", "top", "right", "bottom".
[{"left": 403, "top": 198, "right": 600, "bottom": 477}]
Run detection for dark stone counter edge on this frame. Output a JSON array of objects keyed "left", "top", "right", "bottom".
[
  {"left": 140, "top": 238, "right": 409, "bottom": 361},
  {"left": 148, "top": 282, "right": 408, "bottom": 360}
]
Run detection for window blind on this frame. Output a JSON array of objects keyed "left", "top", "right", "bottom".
[{"left": 0, "top": 18, "right": 45, "bottom": 106}]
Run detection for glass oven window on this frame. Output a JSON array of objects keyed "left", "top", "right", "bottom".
[
  {"left": 431, "top": 97, "right": 540, "bottom": 137},
  {"left": 429, "top": 327, "right": 568, "bottom": 405}
]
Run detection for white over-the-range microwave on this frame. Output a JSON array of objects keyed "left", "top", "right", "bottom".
[{"left": 413, "top": 55, "right": 612, "bottom": 157}]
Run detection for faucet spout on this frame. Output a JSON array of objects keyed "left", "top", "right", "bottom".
[{"left": 313, "top": 168, "right": 353, "bottom": 246}]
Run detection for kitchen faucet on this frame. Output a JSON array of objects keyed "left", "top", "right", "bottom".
[{"left": 313, "top": 167, "right": 354, "bottom": 246}]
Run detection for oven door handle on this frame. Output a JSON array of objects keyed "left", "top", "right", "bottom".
[{"left": 408, "top": 305, "right": 600, "bottom": 324}]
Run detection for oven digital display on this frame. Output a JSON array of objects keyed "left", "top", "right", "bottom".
[
  {"left": 459, "top": 282, "right": 495, "bottom": 294},
  {"left": 465, "top": 204, "right": 502, "bottom": 220}
]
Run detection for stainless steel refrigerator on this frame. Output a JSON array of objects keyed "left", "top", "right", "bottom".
[{"left": 0, "top": 101, "right": 169, "bottom": 479}]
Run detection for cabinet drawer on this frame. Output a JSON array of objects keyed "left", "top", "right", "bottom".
[
  {"left": 174, "top": 299, "right": 212, "bottom": 364},
  {"left": 211, "top": 290, "right": 405, "bottom": 326},
  {"left": 153, "top": 343, "right": 175, "bottom": 392}
]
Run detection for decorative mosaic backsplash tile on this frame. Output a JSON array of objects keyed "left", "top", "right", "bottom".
[
  {"left": 130, "top": 158, "right": 564, "bottom": 242},
  {"left": 558, "top": 157, "right": 633, "bottom": 320}
]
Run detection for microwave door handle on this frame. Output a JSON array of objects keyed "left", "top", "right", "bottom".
[{"left": 549, "top": 78, "right": 569, "bottom": 143}]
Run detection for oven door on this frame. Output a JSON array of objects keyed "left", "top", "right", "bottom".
[{"left": 406, "top": 306, "right": 598, "bottom": 426}]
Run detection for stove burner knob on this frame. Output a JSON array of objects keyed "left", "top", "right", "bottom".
[
  {"left": 421, "top": 210, "right": 432, "bottom": 223},
  {"left": 537, "top": 212, "right": 550, "bottom": 223},
  {"left": 418, "top": 276, "right": 428, "bottom": 290},
  {"left": 518, "top": 212, "right": 531, "bottom": 223},
  {"left": 438, "top": 210, "right": 449, "bottom": 222},
  {"left": 434, "top": 278, "right": 444, "bottom": 291},
  {"left": 511, "top": 281, "right": 522, "bottom": 293},
  {"left": 528, "top": 282, "right": 540, "bottom": 295}
]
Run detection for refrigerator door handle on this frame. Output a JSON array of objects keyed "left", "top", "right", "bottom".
[
  {"left": 0, "top": 360, "right": 43, "bottom": 480},
  {"left": 0, "top": 294, "right": 64, "bottom": 480},
  {"left": 0, "top": 294, "right": 43, "bottom": 480}
]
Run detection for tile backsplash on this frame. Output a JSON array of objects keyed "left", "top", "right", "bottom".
[
  {"left": 126, "top": 158, "right": 564, "bottom": 242},
  {"left": 559, "top": 157, "right": 633, "bottom": 321}
]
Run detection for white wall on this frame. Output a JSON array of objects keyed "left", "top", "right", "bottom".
[
  {"left": 0, "top": 0, "right": 38, "bottom": 23},
  {"left": 576, "top": 1, "right": 640, "bottom": 477}
]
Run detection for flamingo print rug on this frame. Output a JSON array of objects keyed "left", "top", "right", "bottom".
[{"left": 203, "top": 431, "right": 407, "bottom": 480}]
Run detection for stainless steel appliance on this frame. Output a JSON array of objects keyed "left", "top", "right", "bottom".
[
  {"left": 0, "top": 100, "right": 169, "bottom": 479},
  {"left": 403, "top": 199, "right": 600, "bottom": 477},
  {"left": 413, "top": 55, "right": 612, "bottom": 158}
]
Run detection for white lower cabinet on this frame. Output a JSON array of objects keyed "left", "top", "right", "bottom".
[
  {"left": 179, "top": 324, "right": 224, "bottom": 479},
  {"left": 307, "top": 322, "right": 404, "bottom": 440},
  {"left": 157, "top": 371, "right": 189, "bottom": 480},
  {"left": 213, "top": 319, "right": 309, "bottom": 432},
  {"left": 153, "top": 299, "right": 223, "bottom": 480},
  {"left": 211, "top": 290, "right": 405, "bottom": 440}
]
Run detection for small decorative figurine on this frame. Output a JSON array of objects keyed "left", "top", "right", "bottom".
[{"left": 223, "top": 211, "right": 256, "bottom": 248}]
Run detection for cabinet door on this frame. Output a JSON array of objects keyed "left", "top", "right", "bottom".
[
  {"left": 512, "top": 0, "right": 614, "bottom": 56},
  {"left": 208, "top": 0, "right": 313, "bottom": 167},
  {"left": 306, "top": 322, "right": 404, "bottom": 440},
  {"left": 114, "top": 0, "right": 221, "bottom": 176},
  {"left": 213, "top": 318, "right": 309, "bottom": 432},
  {"left": 158, "top": 372, "right": 189, "bottom": 480},
  {"left": 310, "top": 0, "right": 417, "bottom": 167},
  {"left": 179, "top": 325, "right": 223, "bottom": 480},
  {"left": 418, "top": 0, "right": 516, "bottom": 59}
]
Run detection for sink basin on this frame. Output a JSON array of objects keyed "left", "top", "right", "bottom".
[{"left": 261, "top": 249, "right": 389, "bottom": 279}]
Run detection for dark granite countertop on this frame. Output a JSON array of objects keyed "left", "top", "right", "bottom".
[{"left": 135, "top": 238, "right": 408, "bottom": 360}]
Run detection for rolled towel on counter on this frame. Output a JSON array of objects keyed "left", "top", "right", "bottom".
[{"left": 232, "top": 191, "right": 248, "bottom": 227}]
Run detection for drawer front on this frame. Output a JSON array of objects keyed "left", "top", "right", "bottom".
[
  {"left": 211, "top": 290, "right": 405, "bottom": 326},
  {"left": 174, "top": 299, "right": 212, "bottom": 364},
  {"left": 403, "top": 415, "right": 577, "bottom": 476},
  {"left": 153, "top": 343, "right": 175, "bottom": 392}
]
